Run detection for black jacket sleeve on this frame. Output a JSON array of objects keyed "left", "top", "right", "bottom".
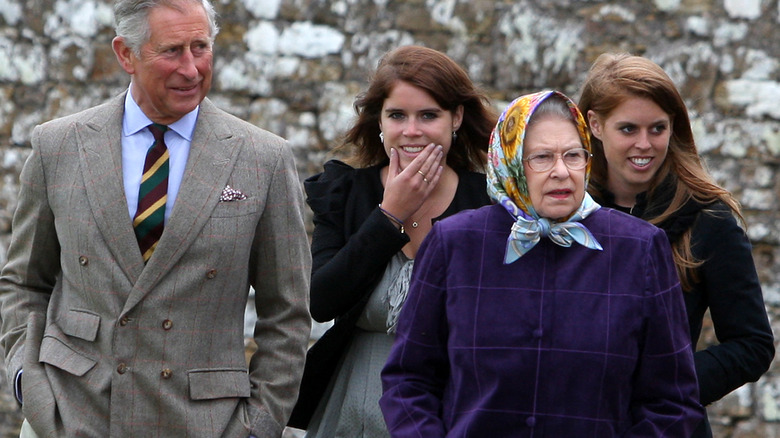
[
  {"left": 690, "top": 204, "right": 775, "bottom": 405},
  {"left": 304, "top": 161, "right": 409, "bottom": 322}
]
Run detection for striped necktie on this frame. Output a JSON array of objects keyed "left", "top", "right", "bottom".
[{"left": 133, "top": 123, "right": 169, "bottom": 263}]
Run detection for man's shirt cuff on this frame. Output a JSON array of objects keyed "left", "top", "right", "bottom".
[{"left": 14, "top": 369, "right": 22, "bottom": 404}]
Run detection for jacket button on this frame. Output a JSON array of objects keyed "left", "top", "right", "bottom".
[
  {"left": 119, "top": 316, "right": 129, "bottom": 326},
  {"left": 161, "top": 368, "right": 173, "bottom": 379},
  {"left": 79, "top": 256, "right": 88, "bottom": 266},
  {"left": 162, "top": 319, "right": 173, "bottom": 330},
  {"left": 206, "top": 269, "right": 217, "bottom": 279},
  {"left": 117, "top": 363, "right": 127, "bottom": 374}
]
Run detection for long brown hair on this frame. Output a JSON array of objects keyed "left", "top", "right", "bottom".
[
  {"left": 578, "top": 52, "right": 743, "bottom": 291},
  {"left": 339, "top": 45, "right": 496, "bottom": 172}
]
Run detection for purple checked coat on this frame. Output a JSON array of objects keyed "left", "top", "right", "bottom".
[{"left": 380, "top": 203, "right": 704, "bottom": 437}]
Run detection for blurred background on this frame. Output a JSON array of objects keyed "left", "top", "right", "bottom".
[{"left": 0, "top": 0, "right": 778, "bottom": 436}]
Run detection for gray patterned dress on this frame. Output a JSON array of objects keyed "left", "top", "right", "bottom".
[{"left": 305, "top": 253, "right": 413, "bottom": 438}]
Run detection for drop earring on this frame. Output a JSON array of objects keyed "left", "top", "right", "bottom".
[
  {"left": 379, "top": 132, "right": 384, "bottom": 144},
  {"left": 452, "top": 131, "right": 458, "bottom": 140}
]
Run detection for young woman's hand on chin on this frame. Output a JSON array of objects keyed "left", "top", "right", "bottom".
[{"left": 380, "top": 143, "right": 444, "bottom": 222}]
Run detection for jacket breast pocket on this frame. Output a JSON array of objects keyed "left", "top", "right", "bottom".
[
  {"left": 210, "top": 197, "right": 261, "bottom": 218},
  {"left": 188, "top": 368, "right": 251, "bottom": 400}
]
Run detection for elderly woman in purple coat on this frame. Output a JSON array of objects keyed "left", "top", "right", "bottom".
[{"left": 379, "top": 90, "right": 705, "bottom": 437}]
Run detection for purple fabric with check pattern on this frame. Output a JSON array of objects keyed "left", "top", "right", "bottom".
[{"left": 380, "top": 204, "right": 704, "bottom": 437}]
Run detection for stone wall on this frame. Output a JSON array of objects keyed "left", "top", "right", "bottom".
[{"left": 0, "top": 0, "right": 778, "bottom": 436}]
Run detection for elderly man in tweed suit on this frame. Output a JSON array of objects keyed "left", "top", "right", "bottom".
[{"left": 0, "top": 0, "right": 311, "bottom": 436}]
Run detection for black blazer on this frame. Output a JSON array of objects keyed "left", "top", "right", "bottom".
[
  {"left": 288, "top": 160, "right": 491, "bottom": 429},
  {"left": 594, "top": 185, "right": 774, "bottom": 438},
  {"left": 305, "top": 159, "right": 491, "bottom": 323}
]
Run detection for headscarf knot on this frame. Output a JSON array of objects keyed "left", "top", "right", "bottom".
[{"left": 504, "top": 203, "right": 603, "bottom": 264}]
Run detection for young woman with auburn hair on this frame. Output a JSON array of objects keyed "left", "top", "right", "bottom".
[
  {"left": 578, "top": 52, "right": 774, "bottom": 437},
  {"left": 290, "top": 45, "right": 497, "bottom": 437}
]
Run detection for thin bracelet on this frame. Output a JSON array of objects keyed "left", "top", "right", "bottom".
[{"left": 378, "top": 204, "right": 405, "bottom": 234}]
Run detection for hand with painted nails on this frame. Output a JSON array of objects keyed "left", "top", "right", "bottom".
[{"left": 379, "top": 143, "right": 444, "bottom": 222}]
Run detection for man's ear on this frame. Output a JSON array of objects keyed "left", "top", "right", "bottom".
[
  {"left": 587, "top": 110, "right": 602, "bottom": 139},
  {"left": 112, "top": 37, "right": 136, "bottom": 75}
]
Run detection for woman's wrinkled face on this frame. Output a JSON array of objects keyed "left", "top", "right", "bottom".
[
  {"left": 588, "top": 97, "right": 671, "bottom": 206},
  {"left": 523, "top": 116, "right": 586, "bottom": 220},
  {"left": 379, "top": 81, "right": 463, "bottom": 169}
]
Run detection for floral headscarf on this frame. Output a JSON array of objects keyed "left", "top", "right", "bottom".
[{"left": 486, "top": 90, "right": 603, "bottom": 263}]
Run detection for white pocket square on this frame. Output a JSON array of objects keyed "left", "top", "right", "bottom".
[{"left": 219, "top": 185, "right": 247, "bottom": 202}]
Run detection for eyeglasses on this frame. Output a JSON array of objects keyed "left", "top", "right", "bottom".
[{"left": 523, "top": 148, "right": 591, "bottom": 172}]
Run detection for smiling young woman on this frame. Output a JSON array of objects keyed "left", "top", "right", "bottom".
[
  {"left": 290, "top": 45, "right": 497, "bottom": 436},
  {"left": 578, "top": 52, "right": 775, "bottom": 438}
]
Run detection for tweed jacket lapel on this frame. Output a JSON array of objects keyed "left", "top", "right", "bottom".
[
  {"left": 122, "top": 98, "right": 241, "bottom": 310},
  {"left": 79, "top": 92, "right": 146, "bottom": 284}
]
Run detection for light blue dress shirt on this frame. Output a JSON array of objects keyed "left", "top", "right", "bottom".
[{"left": 122, "top": 88, "right": 196, "bottom": 222}]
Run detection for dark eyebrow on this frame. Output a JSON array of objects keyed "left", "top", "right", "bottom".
[{"left": 615, "top": 118, "right": 668, "bottom": 126}]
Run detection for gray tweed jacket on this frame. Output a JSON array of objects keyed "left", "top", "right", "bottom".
[{"left": 0, "top": 93, "right": 311, "bottom": 437}]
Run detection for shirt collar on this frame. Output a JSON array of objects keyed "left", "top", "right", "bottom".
[{"left": 123, "top": 86, "right": 199, "bottom": 141}]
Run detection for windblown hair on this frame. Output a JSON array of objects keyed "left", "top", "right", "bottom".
[
  {"left": 340, "top": 45, "right": 497, "bottom": 172},
  {"left": 578, "top": 52, "right": 743, "bottom": 290},
  {"left": 114, "top": 0, "right": 219, "bottom": 56}
]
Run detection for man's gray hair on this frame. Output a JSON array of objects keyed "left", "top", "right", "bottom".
[{"left": 114, "top": 0, "right": 220, "bottom": 56}]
